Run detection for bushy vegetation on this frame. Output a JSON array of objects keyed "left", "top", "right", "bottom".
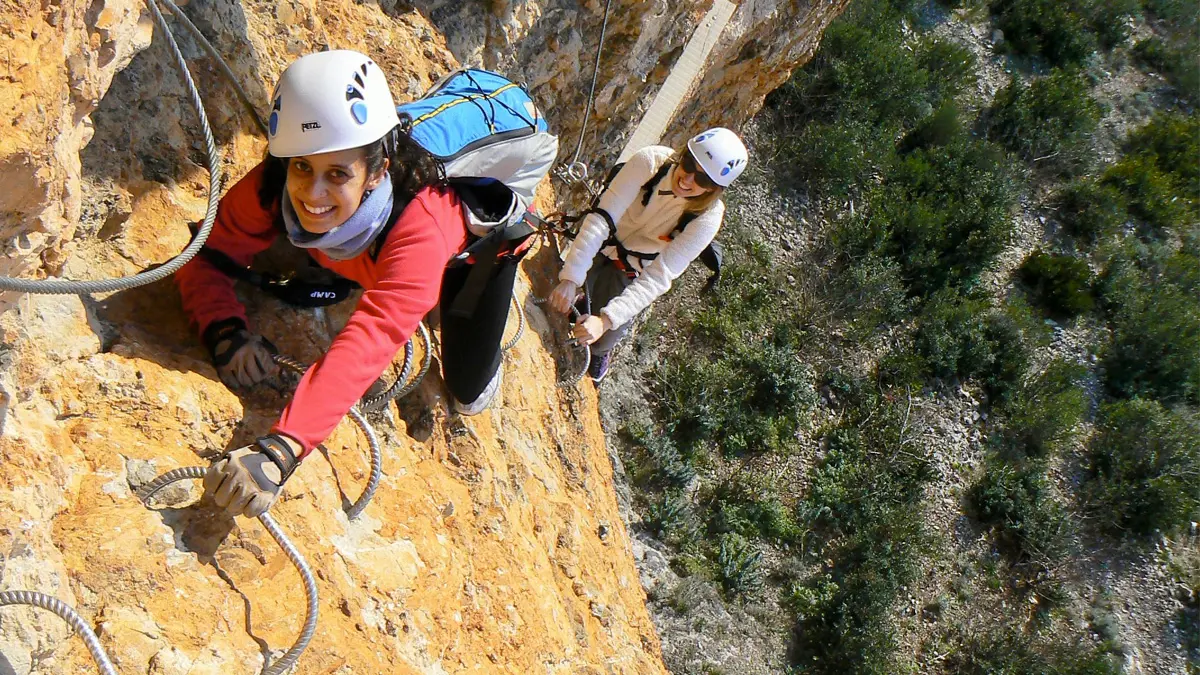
[
  {"left": 766, "top": 0, "right": 978, "bottom": 200},
  {"left": 991, "top": 0, "right": 1139, "bottom": 65},
  {"left": 838, "top": 138, "right": 1020, "bottom": 296},
  {"left": 1084, "top": 399, "right": 1200, "bottom": 536},
  {"left": 970, "top": 461, "right": 1076, "bottom": 565},
  {"left": 996, "top": 359, "right": 1089, "bottom": 458},
  {"left": 946, "top": 629, "right": 1122, "bottom": 674},
  {"left": 629, "top": 1, "right": 1197, "bottom": 672},
  {"left": 984, "top": 69, "right": 1102, "bottom": 173},
  {"left": 1017, "top": 250, "right": 1095, "bottom": 316},
  {"left": 1054, "top": 179, "right": 1129, "bottom": 243},
  {"left": 904, "top": 290, "right": 1043, "bottom": 402},
  {"left": 656, "top": 328, "right": 817, "bottom": 458},
  {"left": 1099, "top": 241, "right": 1200, "bottom": 404}
]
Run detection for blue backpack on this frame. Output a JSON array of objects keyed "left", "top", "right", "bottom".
[
  {"left": 398, "top": 69, "right": 559, "bottom": 238},
  {"left": 398, "top": 69, "right": 558, "bottom": 318}
]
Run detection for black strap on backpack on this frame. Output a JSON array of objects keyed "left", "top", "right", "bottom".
[{"left": 444, "top": 180, "right": 537, "bottom": 319}]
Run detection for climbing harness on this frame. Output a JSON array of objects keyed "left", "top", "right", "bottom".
[
  {"left": 138, "top": 467, "right": 317, "bottom": 675},
  {"left": 0, "top": 591, "right": 118, "bottom": 675},
  {"left": 0, "top": 0, "right": 221, "bottom": 295},
  {"left": 271, "top": 354, "right": 385, "bottom": 520}
]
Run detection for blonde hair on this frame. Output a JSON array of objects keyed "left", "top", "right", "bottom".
[{"left": 671, "top": 145, "right": 724, "bottom": 214}]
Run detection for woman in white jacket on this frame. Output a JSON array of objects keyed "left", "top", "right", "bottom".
[{"left": 548, "top": 128, "right": 749, "bottom": 381}]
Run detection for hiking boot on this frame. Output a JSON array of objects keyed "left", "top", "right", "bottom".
[
  {"left": 453, "top": 366, "right": 502, "bottom": 416},
  {"left": 588, "top": 352, "right": 611, "bottom": 383}
]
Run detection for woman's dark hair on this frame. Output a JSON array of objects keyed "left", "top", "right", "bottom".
[{"left": 258, "top": 123, "right": 446, "bottom": 224}]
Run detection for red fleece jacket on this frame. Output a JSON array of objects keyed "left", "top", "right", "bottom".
[{"left": 175, "top": 162, "right": 468, "bottom": 456}]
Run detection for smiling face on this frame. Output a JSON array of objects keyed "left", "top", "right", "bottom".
[
  {"left": 670, "top": 150, "right": 717, "bottom": 199},
  {"left": 284, "top": 147, "right": 389, "bottom": 234}
]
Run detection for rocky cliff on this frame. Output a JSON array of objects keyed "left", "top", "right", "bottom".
[{"left": 0, "top": 0, "right": 846, "bottom": 672}]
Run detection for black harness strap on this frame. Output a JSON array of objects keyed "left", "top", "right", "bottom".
[
  {"left": 591, "top": 161, "right": 702, "bottom": 279},
  {"left": 446, "top": 215, "right": 535, "bottom": 318},
  {"left": 197, "top": 245, "right": 361, "bottom": 308}
]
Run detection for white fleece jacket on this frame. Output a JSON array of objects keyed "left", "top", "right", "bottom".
[{"left": 559, "top": 145, "right": 724, "bottom": 328}]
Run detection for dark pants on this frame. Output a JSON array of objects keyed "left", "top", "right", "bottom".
[
  {"left": 439, "top": 256, "right": 519, "bottom": 402},
  {"left": 579, "top": 254, "right": 635, "bottom": 357}
]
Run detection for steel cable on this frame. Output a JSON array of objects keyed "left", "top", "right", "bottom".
[
  {"left": 137, "top": 466, "right": 317, "bottom": 675},
  {"left": 501, "top": 295, "right": 525, "bottom": 352},
  {"left": 0, "top": 0, "right": 222, "bottom": 295},
  {"left": 0, "top": 591, "right": 119, "bottom": 675},
  {"left": 156, "top": 0, "right": 269, "bottom": 134},
  {"left": 358, "top": 321, "right": 432, "bottom": 411},
  {"left": 272, "top": 354, "right": 383, "bottom": 518},
  {"left": 531, "top": 296, "right": 589, "bottom": 388}
]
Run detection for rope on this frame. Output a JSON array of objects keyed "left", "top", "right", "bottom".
[
  {"left": 359, "top": 322, "right": 433, "bottom": 412},
  {"left": 531, "top": 296, "right": 590, "bottom": 388},
  {"left": 137, "top": 467, "right": 318, "bottom": 675},
  {"left": 563, "top": 0, "right": 616, "bottom": 183},
  {"left": 501, "top": 295, "right": 525, "bottom": 352},
  {"left": 156, "top": 0, "right": 269, "bottom": 134},
  {"left": 271, "top": 354, "right": 384, "bottom": 518},
  {"left": 0, "top": 591, "right": 119, "bottom": 675},
  {"left": 0, "top": 0, "right": 222, "bottom": 295}
]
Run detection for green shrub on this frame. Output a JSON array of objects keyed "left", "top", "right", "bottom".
[
  {"left": 1054, "top": 179, "right": 1129, "bottom": 243},
  {"left": 789, "top": 510, "right": 926, "bottom": 674},
  {"left": 1133, "top": 37, "right": 1200, "bottom": 105},
  {"left": 656, "top": 330, "right": 817, "bottom": 458},
  {"left": 1017, "top": 250, "right": 1095, "bottom": 317},
  {"left": 1085, "top": 399, "right": 1200, "bottom": 536},
  {"left": 912, "top": 290, "right": 1040, "bottom": 400},
  {"left": 765, "top": 0, "right": 980, "bottom": 198},
  {"left": 830, "top": 254, "right": 914, "bottom": 337},
  {"left": 991, "top": 0, "right": 1097, "bottom": 66},
  {"left": 1103, "top": 154, "right": 1189, "bottom": 233},
  {"left": 1086, "top": 0, "right": 1141, "bottom": 49},
  {"left": 866, "top": 138, "right": 1020, "bottom": 295},
  {"left": 644, "top": 490, "right": 699, "bottom": 545},
  {"left": 999, "top": 359, "right": 1089, "bottom": 457},
  {"left": 915, "top": 37, "right": 979, "bottom": 104},
  {"left": 970, "top": 461, "right": 1076, "bottom": 565},
  {"left": 1124, "top": 113, "right": 1200, "bottom": 209},
  {"left": 899, "top": 103, "right": 963, "bottom": 153},
  {"left": 1100, "top": 244, "right": 1200, "bottom": 404},
  {"left": 707, "top": 475, "right": 802, "bottom": 544},
  {"left": 984, "top": 70, "right": 1102, "bottom": 173},
  {"left": 947, "top": 629, "right": 1123, "bottom": 674},
  {"left": 715, "top": 534, "right": 764, "bottom": 597}
]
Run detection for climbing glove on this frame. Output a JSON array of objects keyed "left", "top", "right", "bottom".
[
  {"left": 203, "top": 318, "right": 279, "bottom": 388},
  {"left": 204, "top": 435, "right": 300, "bottom": 518},
  {"left": 548, "top": 280, "right": 581, "bottom": 315}
]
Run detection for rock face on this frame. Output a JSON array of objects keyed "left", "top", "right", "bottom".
[
  {"left": 412, "top": 0, "right": 852, "bottom": 163},
  {"left": 0, "top": 0, "right": 847, "bottom": 673}
]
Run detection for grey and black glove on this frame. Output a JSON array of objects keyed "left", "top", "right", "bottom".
[
  {"left": 203, "top": 434, "right": 300, "bottom": 518},
  {"left": 203, "top": 318, "right": 279, "bottom": 388}
]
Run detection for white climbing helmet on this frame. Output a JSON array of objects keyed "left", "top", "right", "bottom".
[
  {"left": 686, "top": 127, "right": 748, "bottom": 187},
  {"left": 267, "top": 50, "right": 401, "bottom": 158}
]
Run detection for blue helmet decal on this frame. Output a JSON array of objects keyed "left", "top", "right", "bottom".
[
  {"left": 345, "top": 77, "right": 367, "bottom": 125},
  {"left": 269, "top": 96, "right": 282, "bottom": 136}
]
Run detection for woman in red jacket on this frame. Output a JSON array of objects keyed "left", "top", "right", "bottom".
[{"left": 177, "top": 51, "right": 513, "bottom": 518}]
